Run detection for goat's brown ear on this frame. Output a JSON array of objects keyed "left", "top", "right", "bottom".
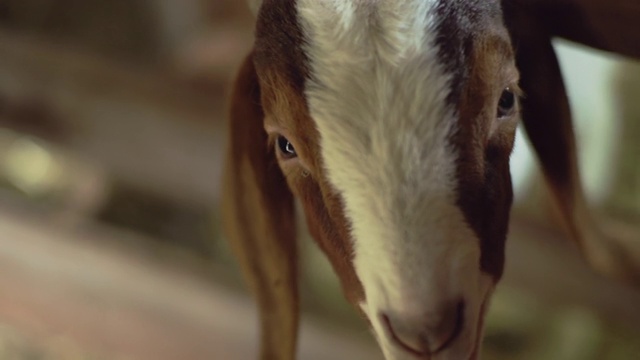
[
  {"left": 504, "top": 4, "right": 640, "bottom": 285},
  {"left": 222, "top": 52, "right": 299, "bottom": 360},
  {"left": 530, "top": 0, "right": 640, "bottom": 59}
]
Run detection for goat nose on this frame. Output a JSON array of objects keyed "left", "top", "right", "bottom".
[{"left": 381, "top": 300, "right": 465, "bottom": 356}]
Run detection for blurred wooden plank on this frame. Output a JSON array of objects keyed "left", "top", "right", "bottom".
[
  {"left": 0, "top": 30, "right": 236, "bottom": 206},
  {"left": 0, "top": 204, "right": 382, "bottom": 360},
  {"left": 503, "top": 216, "right": 640, "bottom": 331}
]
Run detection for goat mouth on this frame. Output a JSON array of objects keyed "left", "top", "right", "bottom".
[
  {"left": 378, "top": 296, "right": 489, "bottom": 360},
  {"left": 380, "top": 304, "right": 465, "bottom": 359},
  {"left": 381, "top": 314, "right": 428, "bottom": 357}
]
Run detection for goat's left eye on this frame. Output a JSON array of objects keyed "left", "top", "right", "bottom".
[
  {"left": 276, "top": 135, "right": 297, "bottom": 158},
  {"left": 497, "top": 88, "right": 516, "bottom": 118}
]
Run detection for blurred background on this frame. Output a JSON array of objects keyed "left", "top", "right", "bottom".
[{"left": 0, "top": 1, "right": 638, "bottom": 359}]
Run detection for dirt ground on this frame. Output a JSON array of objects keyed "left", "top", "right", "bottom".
[
  {"left": 1, "top": 195, "right": 639, "bottom": 360},
  {"left": 0, "top": 200, "right": 382, "bottom": 360}
]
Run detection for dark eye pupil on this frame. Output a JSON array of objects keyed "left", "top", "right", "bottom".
[
  {"left": 277, "top": 136, "right": 297, "bottom": 157},
  {"left": 498, "top": 88, "right": 516, "bottom": 117}
]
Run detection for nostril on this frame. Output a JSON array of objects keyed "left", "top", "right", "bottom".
[{"left": 381, "top": 300, "right": 465, "bottom": 356}]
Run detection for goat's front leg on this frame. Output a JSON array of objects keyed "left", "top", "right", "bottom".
[{"left": 505, "top": 5, "right": 640, "bottom": 285}]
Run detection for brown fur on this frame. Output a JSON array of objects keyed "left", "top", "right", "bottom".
[
  {"left": 259, "top": 64, "right": 365, "bottom": 305},
  {"left": 503, "top": 0, "right": 640, "bottom": 285},
  {"left": 222, "top": 53, "right": 299, "bottom": 360},
  {"left": 452, "top": 27, "right": 520, "bottom": 280},
  {"left": 432, "top": 3, "right": 521, "bottom": 280},
  {"left": 252, "top": 0, "right": 364, "bottom": 306},
  {"left": 223, "top": 2, "right": 364, "bottom": 359},
  {"left": 507, "top": 0, "right": 640, "bottom": 59}
]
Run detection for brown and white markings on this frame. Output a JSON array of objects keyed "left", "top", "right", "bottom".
[{"left": 223, "top": 0, "right": 640, "bottom": 359}]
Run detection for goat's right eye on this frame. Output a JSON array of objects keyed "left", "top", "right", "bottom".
[
  {"left": 497, "top": 88, "right": 516, "bottom": 118},
  {"left": 276, "top": 135, "right": 297, "bottom": 158}
]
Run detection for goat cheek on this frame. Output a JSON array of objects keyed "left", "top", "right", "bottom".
[{"left": 478, "top": 155, "right": 512, "bottom": 278}]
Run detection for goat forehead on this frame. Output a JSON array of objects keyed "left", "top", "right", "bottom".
[
  {"left": 298, "top": 0, "right": 458, "bottom": 204},
  {"left": 299, "top": 1, "right": 436, "bottom": 63}
]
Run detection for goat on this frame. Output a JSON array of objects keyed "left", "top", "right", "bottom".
[{"left": 222, "top": 0, "right": 640, "bottom": 359}]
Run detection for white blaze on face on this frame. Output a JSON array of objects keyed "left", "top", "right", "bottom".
[{"left": 297, "top": 0, "right": 493, "bottom": 358}]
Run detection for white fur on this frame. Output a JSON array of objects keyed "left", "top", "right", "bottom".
[{"left": 297, "top": 1, "right": 493, "bottom": 359}]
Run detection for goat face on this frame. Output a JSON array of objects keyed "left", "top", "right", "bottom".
[{"left": 238, "top": 0, "right": 520, "bottom": 358}]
